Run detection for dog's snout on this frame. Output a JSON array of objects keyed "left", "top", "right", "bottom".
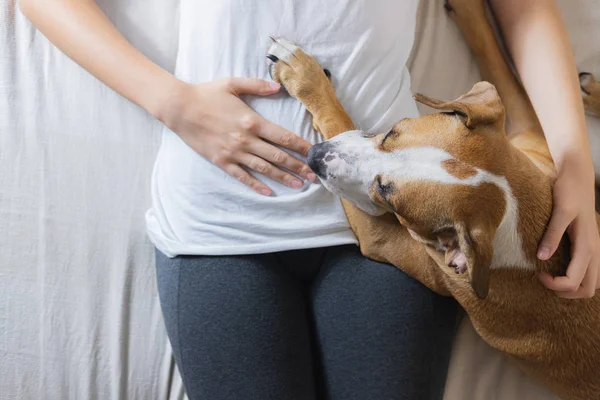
[{"left": 308, "top": 142, "right": 334, "bottom": 178}]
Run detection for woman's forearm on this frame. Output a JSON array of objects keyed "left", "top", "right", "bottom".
[
  {"left": 19, "top": 0, "right": 179, "bottom": 119},
  {"left": 491, "top": 0, "right": 600, "bottom": 298},
  {"left": 19, "top": 0, "right": 317, "bottom": 192},
  {"left": 490, "top": 0, "right": 592, "bottom": 173}
]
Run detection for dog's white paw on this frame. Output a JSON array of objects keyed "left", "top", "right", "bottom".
[{"left": 265, "top": 36, "right": 332, "bottom": 99}]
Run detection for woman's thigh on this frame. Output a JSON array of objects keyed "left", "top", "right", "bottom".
[
  {"left": 155, "top": 250, "right": 316, "bottom": 400},
  {"left": 311, "top": 245, "right": 459, "bottom": 400}
]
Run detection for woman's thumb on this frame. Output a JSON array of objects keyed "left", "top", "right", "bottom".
[
  {"left": 227, "top": 78, "right": 281, "bottom": 96},
  {"left": 538, "top": 208, "right": 571, "bottom": 260}
]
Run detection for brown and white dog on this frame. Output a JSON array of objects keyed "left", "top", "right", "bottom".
[{"left": 265, "top": 0, "right": 600, "bottom": 399}]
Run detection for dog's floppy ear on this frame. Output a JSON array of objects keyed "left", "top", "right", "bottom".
[
  {"left": 414, "top": 81, "right": 504, "bottom": 129},
  {"left": 443, "top": 221, "right": 493, "bottom": 299}
]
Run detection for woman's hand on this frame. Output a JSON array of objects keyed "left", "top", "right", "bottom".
[
  {"left": 159, "top": 78, "right": 316, "bottom": 196},
  {"left": 19, "top": 1, "right": 315, "bottom": 196},
  {"left": 538, "top": 157, "right": 600, "bottom": 298}
]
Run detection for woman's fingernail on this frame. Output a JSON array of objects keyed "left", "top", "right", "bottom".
[
  {"left": 291, "top": 179, "right": 303, "bottom": 188},
  {"left": 307, "top": 173, "right": 317, "bottom": 182},
  {"left": 269, "top": 82, "right": 281, "bottom": 90},
  {"left": 261, "top": 189, "right": 272, "bottom": 196},
  {"left": 538, "top": 247, "right": 550, "bottom": 260}
]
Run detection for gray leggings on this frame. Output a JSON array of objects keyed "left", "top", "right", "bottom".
[{"left": 155, "top": 244, "right": 459, "bottom": 400}]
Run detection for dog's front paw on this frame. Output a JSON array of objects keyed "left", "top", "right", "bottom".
[
  {"left": 266, "top": 36, "right": 333, "bottom": 104},
  {"left": 580, "top": 72, "right": 600, "bottom": 117}
]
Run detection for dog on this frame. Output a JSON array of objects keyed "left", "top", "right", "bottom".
[{"left": 265, "top": 0, "right": 600, "bottom": 399}]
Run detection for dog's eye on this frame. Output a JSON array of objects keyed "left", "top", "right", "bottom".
[
  {"left": 442, "top": 110, "right": 468, "bottom": 120},
  {"left": 381, "top": 129, "right": 395, "bottom": 145},
  {"left": 361, "top": 132, "right": 378, "bottom": 139}
]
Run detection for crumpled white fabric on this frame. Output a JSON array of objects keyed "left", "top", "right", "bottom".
[
  {"left": 1, "top": 0, "right": 597, "bottom": 399},
  {"left": 1, "top": 1, "right": 185, "bottom": 399}
]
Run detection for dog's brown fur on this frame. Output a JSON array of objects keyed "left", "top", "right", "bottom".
[
  {"left": 267, "top": 0, "right": 600, "bottom": 399},
  {"left": 580, "top": 73, "right": 600, "bottom": 190},
  {"left": 581, "top": 72, "right": 600, "bottom": 118}
]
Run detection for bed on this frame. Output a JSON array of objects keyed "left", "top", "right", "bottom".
[{"left": 1, "top": 0, "right": 598, "bottom": 399}]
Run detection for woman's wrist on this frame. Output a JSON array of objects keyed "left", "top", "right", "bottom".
[
  {"left": 551, "top": 141, "right": 593, "bottom": 171},
  {"left": 147, "top": 76, "right": 191, "bottom": 128},
  {"left": 552, "top": 147, "right": 595, "bottom": 184}
]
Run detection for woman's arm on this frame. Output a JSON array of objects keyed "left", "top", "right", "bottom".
[
  {"left": 490, "top": 0, "right": 600, "bottom": 298},
  {"left": 20, "top": 0, "right": 177, "bottom": 118},
  {"left": 20, "top": 0, "right": 316, "bottom": 195}
]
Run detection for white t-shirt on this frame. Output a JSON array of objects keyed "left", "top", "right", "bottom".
[{"left": 146, "top": 0, "right": 420, "bottom": 257}]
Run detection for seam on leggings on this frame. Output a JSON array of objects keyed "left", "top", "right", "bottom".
[{"left": 314, "top": 244, "right": 342, "bottom": 283}]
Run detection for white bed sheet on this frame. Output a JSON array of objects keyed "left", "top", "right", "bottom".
[
  {"left": 1, "top": 1, "right": 185, "bottom": 399},
  {"left": 1, "top": 0, "right": 597, "bottom": 399}
]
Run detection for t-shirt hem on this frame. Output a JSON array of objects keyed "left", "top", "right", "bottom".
[{"left": 149, "top": 231, "right": 359, "bottom": 258}]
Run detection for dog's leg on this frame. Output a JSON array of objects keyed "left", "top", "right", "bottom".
[
  {"left": 580, "top": 72, "right": 600, "bottom": 118},
  {"left": 342, "top": 206, "right": 453, "bottom": 296},
  {"left": 444, "top": 0, "right": 541, "bottom": 136},
  {"left": 266, "top": 37, "right": 354, "bottom": 139},
  {"left": 580, "top": 73, "right": 600, "bottom": 189},
  {"left": 445, "top": 0, "right": 555, "bottom": 175},
  {"left": 266, "top": 37, "right": 452, "bottom": 296}
]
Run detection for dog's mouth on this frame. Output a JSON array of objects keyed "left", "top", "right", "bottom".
[
  {"left": 307, "top": 139, "right": 388, "bottom": 217},
  {"left": 447, "top": 249, "right": 468, "bottom": 274},
  {"left": 307, "top": 131, "right": 376, "bottom": 180}
]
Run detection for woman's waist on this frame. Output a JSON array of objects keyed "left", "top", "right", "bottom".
[
  {"left": 174, "top": 67, "right": 417, "bottom": 135},
  {"left": 151, "top": 166, "right": 352, "bottom": 236}
]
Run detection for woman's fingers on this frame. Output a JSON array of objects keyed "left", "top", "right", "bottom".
[
  {"left": 222, "top": 163, "right": 272, "bottom": 196},
  {"left": 238, "top": 153, "right": 304, "bottom": 189},
  {"left": 176, "top": 79, "right": 317, "bottom": 195},
  {"left": 247, "top": 139, "right": 316, "bottom": 182},
  {"left": 539, "top": 218, "right": 600, "bottom": 298},
  {"left": 258, "top": 119, "right": 313, "bottom": 157},
  {"left": 212, "top": 132, "right": 309, "bottom": 193},
  {"left": 557, "top": 256, "right": 598, "bottom": 299},
  {"left": 543, "top": 255, "right": 598, "bottom": 299},
  {"left": 537, "top": 205, "right": 573, "bottom": 261},
  {"left": 224, "top": 112, "right": 315, "bottom": 187},
  {"left": 539, "top": 251, "right": 590, "bottom": 295},
  {"left": 225, "top": 77, "right": 281, "bottom": 97}
]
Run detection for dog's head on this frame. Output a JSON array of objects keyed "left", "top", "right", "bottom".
[{"left": 308, "top": 82, "right": 515, "bottom": 299}]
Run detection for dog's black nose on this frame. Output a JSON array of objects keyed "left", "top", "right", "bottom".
[{"left": 307, "top": 142, "right": 333, "bottom": 178}]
